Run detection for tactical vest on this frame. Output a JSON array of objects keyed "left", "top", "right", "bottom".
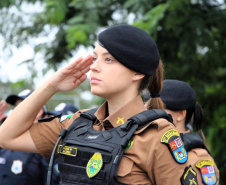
[
  {"left": 55, "top": 109, "right": 173, "bottom": 185},
  {"left": 182, "top": 132, "right": 210, "bottom": 154}
]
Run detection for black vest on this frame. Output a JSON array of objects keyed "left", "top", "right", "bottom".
[
  {"left": 182, "top": 132, "right": 210, "bottom": 154},
  {"left": 57, "top": 109, "right": 173, "bottom": 185}
]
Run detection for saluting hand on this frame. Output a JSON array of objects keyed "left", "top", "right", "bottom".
[
  {"left": 0, "top": 100, "right": 9, "bottom": 121},
  {"left": 47, "top": 55, "right": 93, "bottom": 93}
]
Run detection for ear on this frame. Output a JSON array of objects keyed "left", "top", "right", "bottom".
[
  {"left": 177, "top": 110, "right": 186, "bottom": 122},
  {"left": 132, "top": 73, "right": 145, "bottom": 81}
]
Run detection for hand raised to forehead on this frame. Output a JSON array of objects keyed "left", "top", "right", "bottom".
[{"left": 47, "top": 55, "right": 93, "bottom": 93}]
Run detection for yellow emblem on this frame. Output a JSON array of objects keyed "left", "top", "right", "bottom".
[
  {"left": 86, "top": 152, "right": 103, "bottom": 178},
  {"left": 117, "top": 117, "right": 125, "bottom": 125}
]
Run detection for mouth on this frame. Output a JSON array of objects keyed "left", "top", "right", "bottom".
[{"left": 90, "top": 77, "right": 101, "bottom": 84}]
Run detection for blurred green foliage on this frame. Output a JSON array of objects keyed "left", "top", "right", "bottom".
[{"left": 0, "top": 0, "right": 225, "bottom": 183}]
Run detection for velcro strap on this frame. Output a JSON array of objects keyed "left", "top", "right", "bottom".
[
  {"left": 59, "top": 164, "right": 105, "bottom": 180},
  {"left": 62, "top": 150, "right": 112, "bottom": 165}
]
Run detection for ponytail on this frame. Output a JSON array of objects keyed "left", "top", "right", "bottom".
[
  {"left": 193, "top": 102, "right": 205, "bottom": 141},
  {"left": 185, "top": 101, "right": 205, "bottom": 141},
  {"left": 140, "top": 60, "right": 165, "bottom": 109}
]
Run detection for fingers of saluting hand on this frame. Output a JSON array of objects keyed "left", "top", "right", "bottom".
[
  {"left": 67, "top": 54, "right": 93, "bottom": 72},
  {"left": 0, "top": 100, "right": 9, "bottom": 115}
]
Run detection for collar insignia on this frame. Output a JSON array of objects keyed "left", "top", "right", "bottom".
[
  {"left": 117, "top": 117, "right": 125, "bottom": 125},
  {"left": 161, "top": 129, "right": 188, "bottom": 163},
  {"left": 86, "top": 152, "right": 103, "bottom": 178},
  {"left": 196, "top": 159, "right": 217, "bottom": 185}
]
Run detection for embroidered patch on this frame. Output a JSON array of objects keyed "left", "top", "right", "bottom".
[
  {"left": 161, "top": 129, "right": 188, "bottom": 163},
  {"left": 196, "top": 159, "right": 217, "bottom": 185},
  {"left": 60, "top": 114, "right": 73, "bottom": 123},
  {"left": 11, "top": 160, "right": 23, "bottom": 174},
  {"left": 125, "top": 138, "right": 134, "bottom": 151},
  {"left": 117, "top": 117, "right": 125, "bottom": 125},
  {"left": 180, "top": 165, "right": 198, "bottom": 185},
  {"left": 57, "top": 145, "right": 77, "bottom": 156},
  {"left": 86, "top": 152, "right": 103, "bottom": 178}
]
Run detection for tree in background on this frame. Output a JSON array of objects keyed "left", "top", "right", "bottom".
[{"left": 0, "top": 0, "right": 225, "bottom": 183}]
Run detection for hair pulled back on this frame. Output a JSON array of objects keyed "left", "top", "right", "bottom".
[
  {"left": 186, "top": 101, "right": 205, "bottom": 141},
  {"left": 139, "top": 60, "right": 164, "bottom": 109}
]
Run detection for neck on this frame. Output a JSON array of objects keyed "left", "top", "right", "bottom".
[
  {"left": 106, "top": 89, "right": 139, "bottom": 116},
  {"left": 175, "top": 120, "right": 187, "bottom": 133}
]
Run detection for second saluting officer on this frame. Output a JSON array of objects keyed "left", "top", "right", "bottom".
[{"left": 0, "top": 25, "right": 198, "bottom": 184}]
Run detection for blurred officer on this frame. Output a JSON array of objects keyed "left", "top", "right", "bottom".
[
  {"left": 43, "top": 102, "right": 78, "bottom": 184},
  {"left": 157, "top": 79, "right": 220, "bottom": 185},
  {"left": 0, "top": 89, "right": 49, "bottom": 185},
  {"left": 0, "top": 25, "right": 198, "bottom": 184}
]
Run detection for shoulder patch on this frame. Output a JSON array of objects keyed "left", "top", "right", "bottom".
[
  {"left": 180, "top": 165, "right": 198, "bottom": 185},
  {"left": 196, "top": 159, "right": 217, "bottom": 185},
  {"left": 60, "top": 114, "right": 73, "bottom": 123},
  {"left": 161, "top": 129, "right": 188, "bottom": 163}
]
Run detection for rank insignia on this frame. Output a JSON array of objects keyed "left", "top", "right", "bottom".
[
  {"left": 11, "top": 160, "right": 23, "bottom": 174},
  {"left": 86, "top": 152, "right": 103, "bottom": 178},
  {"left": 161, "top": 129, "right": 188, "bottom": 163},
  {"left": 196, "top": 159, "right": 217, "bottom": 185},
  {"left": 180, "top": 165, "right": 198, "bottom": 185}
]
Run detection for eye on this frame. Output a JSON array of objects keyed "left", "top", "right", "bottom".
[
  {"left": 92, "top": 57, "right": 97, "bottom": 62},
  {"left": 105, "top": 58, "right": 113, "bottom": 63}
]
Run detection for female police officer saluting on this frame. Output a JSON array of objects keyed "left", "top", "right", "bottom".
[
  {"left": 157, "top": 79, "right": 220, "bottom": 185},
  {"left": 0, "top": 25, "right": 198, "bottom": 185}
]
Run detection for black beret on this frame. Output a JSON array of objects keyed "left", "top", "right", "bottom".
[
  {"left": 160, "top": 80, "right": 197, "bottom": 111},
  {"left": 98, "top": 24, "right": 160, "bottom": 75}
]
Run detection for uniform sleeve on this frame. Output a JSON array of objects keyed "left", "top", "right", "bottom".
[
  {"left": 29, "top": 111, "right": 83, "bottom": 158},
  {"left": 146, "top": 123, "right": 195, "bottom": 185},
  {"left": 188, "top": 148, "right": 220, "bottom": 185}
]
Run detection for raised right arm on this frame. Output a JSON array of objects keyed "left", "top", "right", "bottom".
[{"left": 0, "top": 55, "right": 93, "bottom": 153}]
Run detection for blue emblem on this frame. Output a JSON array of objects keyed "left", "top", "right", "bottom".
[
  {"left": 196, "top": 159, "right": 217, "bottom": 185},
  {"left": 161, "top": 129, "right": 188, "bottom": 164}
]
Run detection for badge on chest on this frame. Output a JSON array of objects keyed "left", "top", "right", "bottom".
[{"left": 11, "top": 160, "right": 23, "bottom": 174}]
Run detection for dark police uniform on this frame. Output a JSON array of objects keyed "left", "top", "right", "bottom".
[
  {"left": 0, "top": 148, "right": 47, "bottom": 185},
  {"left": 30, "top": 95, "right": 196, "bottom": 184}
]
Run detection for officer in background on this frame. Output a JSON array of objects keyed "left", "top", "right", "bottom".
[
  {"left": 145, "top": 79, "right": 220, "bottom": 185},
  {"left": 0, "top": 89, "right": 49, "bottom": 185},
  {"left": 44, "top": 102, "right": 78, "bottom": 184}
]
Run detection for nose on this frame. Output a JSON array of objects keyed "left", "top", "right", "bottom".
[{"left": 90, "top": 58, "right": 101, "bottom": 72}]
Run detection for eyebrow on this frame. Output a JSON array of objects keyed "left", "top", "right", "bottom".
[{"left": 93, "top": 51, "right": 111, "bottom": 56}]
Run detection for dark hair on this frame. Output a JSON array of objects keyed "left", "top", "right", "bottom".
[
  {"left": 186, "top": 101, "right": 205, "bottom": 141},
  {"left": 139, "top": 60, "right": 165, "bottom": 109}
]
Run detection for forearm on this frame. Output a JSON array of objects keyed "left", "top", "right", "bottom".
[{"left": 0, "top": 82, "right": 56, "bottom": 148}]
